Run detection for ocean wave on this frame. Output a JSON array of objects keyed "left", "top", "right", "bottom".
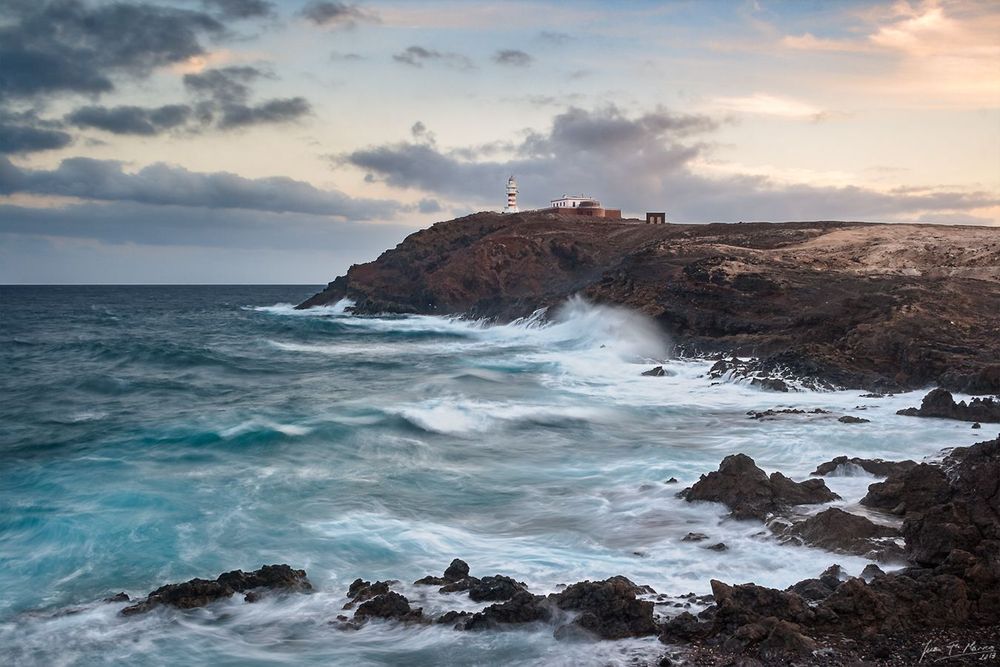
[{"left": 389, "top": 398, "right": 614, "bottom": 435}]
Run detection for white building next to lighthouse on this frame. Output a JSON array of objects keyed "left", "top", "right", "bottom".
[{"left": 502, "top": 175, "right": 519, "bottom": 213}]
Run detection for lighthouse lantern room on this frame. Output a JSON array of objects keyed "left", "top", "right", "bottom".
[{"left": 502, "top": 175, "right": 519, "bottom": 213}]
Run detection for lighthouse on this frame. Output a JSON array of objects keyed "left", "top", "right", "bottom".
[{"left": 502, "top": 175, "right": 519, "bottom": 213}]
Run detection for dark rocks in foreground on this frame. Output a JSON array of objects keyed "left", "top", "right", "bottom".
[
  {"left": 120, "top": 564, "right": 311, "bottom": 615},
  {"left": 679, "top": 453, "right": 839, "bottom": 520},
  {"left": 897, "top": 388, "right": 1000, "bottom": 423},
  {"left": 662, "top": 437, "right": 1000, "bottom": 664}
]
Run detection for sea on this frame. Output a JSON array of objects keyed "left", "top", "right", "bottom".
[{"left": 0, "top": 285, "right": 987, "bottom": 666}]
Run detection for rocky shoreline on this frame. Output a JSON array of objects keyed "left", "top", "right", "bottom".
[
  {"left": 297, "top": 213, "right": 1000, "bottom": 395},
  {"left": 103, "top": 429, "right": 1000, "bottom": 666}
]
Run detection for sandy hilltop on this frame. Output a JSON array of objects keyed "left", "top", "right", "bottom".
[{"left": 299, "top": 212, "right": 1000, "bottom": 394}]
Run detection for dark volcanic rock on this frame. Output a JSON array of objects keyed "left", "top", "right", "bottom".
[
  {"left": 811, "top": 455, "right": 917, "bottom": 477},
  {"left": 344, "top": 579, "right": 392, "bottom": 609},
  {"left": 681, "top": 453, "right": 839, "bottom": 520},
  {"left": 104, "top": 592, "right": 130, "bottom": 603},
  {"left": 665, "top": 436, "right": 1000, "bottom": 662},
  {"left": 896, "top": 388, "right": 1000, "bottom": 423},
  {"left": 861, "top": 463, "right": 951, "bottom": 514},
  {"left": 414, "top": 558, "right": 470, "bottom": 586},
  {"left": 750, "top": 377, "right": 789, "bottom": 392},
  {"left": 681, "top": 532, "right": 708, "bottom": 542},
  {"left": 782, "top": 508, "right": 902, "bottom": 560},
  {"left": 298, "top": 213, "right": 1000, "bottom": 394},
  {"left": 642, "top": 366, "right": 667, "bottom": 377},
  {"left": 552, "top": 576, "right": 658, "bottom": 640},
  {"left": 467, "top": 575, "right": 526, "bottom": 602},
  {"left": 121, "top": 564, "right": 311, "bottom": 615},
  {"left": 354, "top": 591, "right": 420, "bottom": 621},
  {"left": 464, "top": 591, "right": 551, "bottom": 631},
  {"left": 837, "top": 415, "right": 870, "bottom": 424}
]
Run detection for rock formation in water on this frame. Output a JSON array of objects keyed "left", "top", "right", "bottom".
[
  {"left": 120, "top": 564, "right": 311, "bottom": 615},
  {"left": 897, "top": 388, "right": 1000, "bottom": 423},
  {"left": 299, "top": 212, "right": 1000, "bottom": 393}
]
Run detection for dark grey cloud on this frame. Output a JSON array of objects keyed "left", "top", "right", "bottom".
[
  {"left": 217, "top": 97, "right": 311, "bottom": 128},
  {"left": 494, "top": 49, "right": 533, "bottom": 67},
  {"left": 0, "top": 110, "right": 72, "bottom": 154},
  {"left": 184, "top": 66, "right": 263, "bottom": 105},
  {"left": 0, "top": 156, "right": 400, "bottom": 220},
  {"left": 392, "top": 46, "right": 475, "bottom": 70},
  {"left": 417, "top": 198, "right": 442, "bottom": 214},
  {"left": 300, "top": 1, "right": 377, "bottom": 27},
  {"left": 537, "top": 30, "right": 572, "bottom": 45},
  {"left": 65, "top": 104, "right": 193, "bottom": 135},
  {"left": 0, "top": 0, "right": 223, "bottom": 100},
  {"left": 0, "top": 200, "right": 411, "bottom": 251},
  {"left": 330, "top": 51, "right": 365, "bottom": 61},
  {"left": 183, "top": 66, "right": 312, "bottom": 129},
  {"left": 202, "top": 0, "right": 274, "bottom": 19},
  {"left": 344, "top": 105, "right": 1000, "bottom": 222}
]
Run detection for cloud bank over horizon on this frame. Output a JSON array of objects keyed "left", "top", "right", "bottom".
[{"left": 0, "top": 0, "right": 997, "bottom": 282}]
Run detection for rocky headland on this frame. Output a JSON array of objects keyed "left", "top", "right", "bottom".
[{"left": 298, "top": 212, "right": 1000, "bottom": 394}]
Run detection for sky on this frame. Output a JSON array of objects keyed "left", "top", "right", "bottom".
[{"left": 1, "top": 0, "right": 998, "bottom": 284}]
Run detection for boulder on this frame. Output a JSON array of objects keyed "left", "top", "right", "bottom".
[
  {"left": 861, "top": 463, "right": 950, "bottom": 514},
  {"left": 782, "top": 508, "right": 902, "bottom": 561},
  {"left": 750, "top": 377, "right": 789, "bottom": 392},
  {"left": 681, "top": 453, "right": 839, "bottom": 521},
  {"left": 354, "top": 591, "right": 420, "bottom": 621},
  {"left": 552, "top": 576, "right": 658, "bottom": 640},
  {"left": 121, "top": 564, "right": 311, "bottom": 616},
  {"left": 414, "top": 558, "right": 471, "bottom": 586},
  {"left": 464, "top": 591, "right": 551, "bottom": 630},
  {"left": 642, "top": 366, "right": 667, "bottom": 377},
  {"left": 811, "top": 456, "right": 917, "bottom": 478},
  {"left": 837, "top": 415, "right": 870, "bottom": 424},
  {"left": 896, "top": 388, "right": 1000, "bottom": 423},
  {"left": 467, "top": 575, "right": 527, "bottom": 602}
]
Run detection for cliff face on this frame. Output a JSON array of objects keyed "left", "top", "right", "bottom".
[{"left": 299, "top": 211, "right": 1000, "bottom": 393}]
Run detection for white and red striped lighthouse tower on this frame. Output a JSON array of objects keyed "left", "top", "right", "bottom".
[{"left": 502, "top": 175, "right": 519, "bottom": 213}]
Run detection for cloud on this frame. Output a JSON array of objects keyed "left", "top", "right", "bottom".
[
  {"left": 202, "top": 0, "right": 274, "bottom": 19},
  {"left": 300, "top": 1, "right": 378, "bottom": 27},
  {"left": 494, "top": 49, "right": 533, "bottom": 67},
  {"left": 0, "top": 110, "right": 73, "bottom": 154},
  {"left": 183, "top": 66, "right": 312, "bottom": 129},
  {"left": 416, "top": 198, "right": 442, "bottom": 214},
  {"left": 537, "top": 30, "right": 572, "bottom": 45},
  {"left": 0, "top": 0, "right": 224, "bottom": 100},
  {"left": 392, "top": 46, "right": 475, "bottom": 69},
  {"left": 709, "top": 93, "right": 828, "bottom": 120},
  {"left": 343, "top": 105, "right": 999, "bottom": 222},
  {"left": 779, "top": 1, "right": 1000, "bottom": 107},
  {"left": 330, "top": 51, "right": 365, "bottom": 61},
  {"left": 0, "top": 156, "right": 400, "bottom": 220},
  {"left": 65, "top": 104, "right": 193, "bottom": 135}
]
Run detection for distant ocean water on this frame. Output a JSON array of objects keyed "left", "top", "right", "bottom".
[{"left": 0, "top": 285, "right": 986, "bottom": 666}]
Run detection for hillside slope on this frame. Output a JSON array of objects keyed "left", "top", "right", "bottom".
[{"left": 299, "top": 212, "right": 1000, "bottom": 393}]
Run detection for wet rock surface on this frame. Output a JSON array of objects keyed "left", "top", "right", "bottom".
[
  {"left": 552, "top": 576, "right": 658, "bottom": 640},
  {"left": 680, "top": 453, "right": 839, "bottom": 520},
  {"left": 661, "top": 437, "right": 1000, "bottom": 664},
  {"left": 780, "top": 507, "right": 903, "bottom": 561},
  {"left": 897, "top": 388, "right": 1000, "bottom": 423},
  {"left": 811, "top": 455, "right": 917, "bottom": 478},
  {"left": 120, "top": 564, "right": 311, "bottom": 615}
]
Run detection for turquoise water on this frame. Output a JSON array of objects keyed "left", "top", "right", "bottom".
[{"left": 0, "top": 285, "right": 987, "bottom": 666}]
